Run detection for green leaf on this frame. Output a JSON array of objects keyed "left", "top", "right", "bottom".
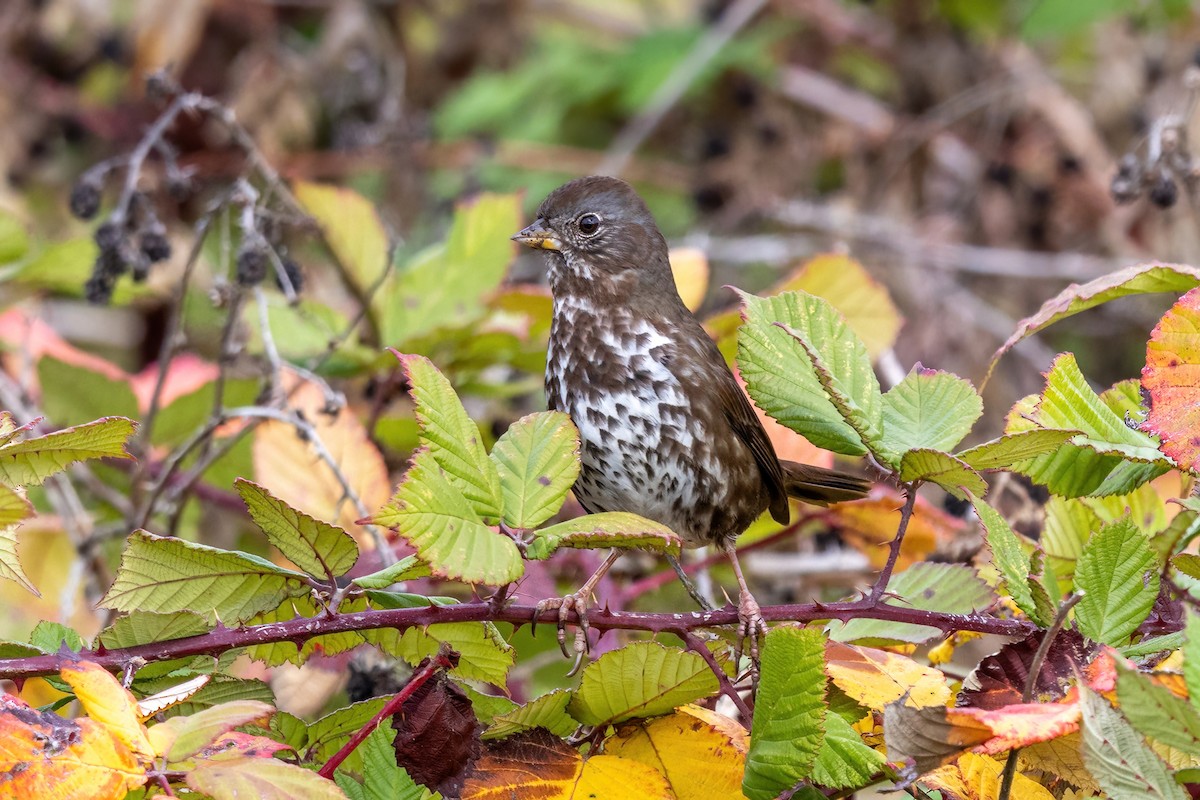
[
  {"left": 1022, "top": 0, "right": 1141, "bottom": 39},
  {"left": 0, "top": 525, "right": 35, "bottom": 594},
  {"left": 1185, "top": 612, "right": 1200, "bottom": 715},
  {"left": 305, "top": 696, "right": 392, "bottom": 768},
  {"left": 743, "top": 626, "right": 826, "bottom": 800},
  {"left": 101, "top": 530, "right": 312, "bottom": 623},
  {"left": 351, "top": 555, "right": 432, "bottom": 589},
  {"left": 98, "top": 611, "right": 213, "bottom": 649},
  {"left": 736, "top": 290, "right": 868, "bottom": 455},
  {"left": 384, "top": 193, "right": 522, "bottom": 345},
  {"left": 1080, "top": 687, "right": 1186, "bottom": 800},
  {"left": 140, "top": 676, "right": 276, "bottom": 719},
  {"left": 334, "top": 725, "right": 431, "bottom": 800},
  {"left": 294, "top": 180, "right": 389, "bottom": 298},
  {"left": 0, "top": 484, "right": 31, "bottom": 528},
  {"left": 166, "top": 699, "right": 276, "bottom": 761},
  {"left": 236, "top": 479, "right": 359, "bottom": 581},
  {"left": 972, "top": 497, "right": 1047, "bottom": 624},
  {"left": 489, "top": 412, "right": 579, "bottom": 529},
  {"left": 879, "top": 367, "right": 982, "bottom": 455},
  {"left": 1074, "top": 518, "right": 1159, "bottom": 645},
  {"left": 365, "top": 449, "right": 522, "bottom": 586},
  {"left": 1008, "top": 354, "right": 1170, "bottom": 497},
  {"left": 399, "top": 352, "right": 502, "bottom": 520},
  {"left": 987, "top": 262, "right": 1200, "bottom": 382},
  {"left": 1043, "top": 496, "right": 1102, "bottom": 589},
  {"left": 810, "top": 711, "right": 885, "bottom": 790},
  {"left": 1115, "top": 662, "right": 1200, "bottom": 757},
  {"left": 775, "top": 320, "right": 884, "bottom": 458},
  {"left": 525, "top": 511, "right": 681, "bottom": 560},
  {"left": 567, "top": 642, "right": 718, "bottom": 727},
  {"left": 956, "top": 429, "right": 1077, "bottom": 470},
  {"left": 0, "top": 211, "right": 29, "bottom": 263},
  {"left": 829, "top": 563, "right": 995, "bottom": 644},
  {"left": 0, "top": 416, "right": 135, "bottom": 487},
  {"left": 152, "top": 379, "right": 259, "bottom": 447},
  {"left": 37, "top": 357, "right": 138, "bottom": 428},
  {"left": 897, "top": 449, "right": 986, "bottom": 499},
  {"left": 483, "top": 689, "right": 578, "bottom": 740},
  {"left": 360, "top": 591, "right": 514, "bottom": 686},
  {"left": 187, "top": 752, "right": 347, "bottom": 800},
  {"left": 29, "top": 621, "right": 85, "bottom": 653}
]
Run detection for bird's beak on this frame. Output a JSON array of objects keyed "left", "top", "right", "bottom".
[{"left": 511, "top": 220, "right": 562, "bottom": 251}]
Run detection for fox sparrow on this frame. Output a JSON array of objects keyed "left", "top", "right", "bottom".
[{"left": 513, "top": 176, "right": 870, "bottom": 668}]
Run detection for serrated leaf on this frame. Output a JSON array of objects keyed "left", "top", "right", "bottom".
[
  {"left": 526, "top": 511, "right": 682, "bottom": 560},
  {"left": 810, "top": 710, "right": 885, "bottom": 790},
  {"left": 957, "top": 429, "right": 1077, "bottom": 470},
  {"left": 1115, "top": 662, "right": 1200, "bottom": 757},
  {"left": 37, "top": 356, "right": 139, "bottom": 428},
  {"left": 1009, "top": 355, "right": 1170, "bottom": 497},
  {"left": 334, "top": 724, "right": 429, "bottom": 800},
  {"left": 736, "top": 290, "right": 868, "bottom": 455},
  {"left": 98, "top": 611, "right": 213, "bottom": 650},
  {"left": 776, "top": 319, "right": 885, "bottom": 457},
  {"left": 236, "top": 479, "right": 359, "bottom": 580},
  {"left": 1074, "top": 518, "right": 1159, "bottom": 645},
  {"left": 0, "top": 416, "right": 135, "bottom": 487},
  {"left": 30, "top": 621, "right": 85, "bottom": 653},
  {"left": 1142, "top": 286, "right": 1200, "bottom": 470},
  {"left": 187, "top": 754, "right": 346, "bottom": 800},
  {"left": 880, "top": 367, "right": 982, "bottom": 455},
  {"left": 399, "top": 353, "right": 502, "bottom": 520},
  {"left": 489, "top": 411, "right": 579, "bottom": 529},
  {"left": 898, "top": 449, "right": 987, "bottom": 499},
  {"left": 1186, "top": 613, "right": 1200, "bottom": 715},
  {"left": 364, "top": 449, "right": 522, "bottom": 585},
  {"left": 743, "top": 626, "right": 827, "bottom": 800},
  {"left": 1080, "top": 687, "right": 1186, "bottom": 800},
  {"left": 384, "top": 192, "right": 521, "bottom": 345},
  {"left": 101, "top": 530, "right": 312, "bottom": 623},
  {"left": 973, "top": 497, "right": 1047, "bottom": 624},
  {"left": 163, "top": 700, "right": 275, "bottom": 762},
  {"left": 783, "top": 253, "right": 902, "bottom": 358},
  {"left": 294, "top": 180, "right": 389, "bottom": 298},
  {"left": 305, "top": 696, "right": 392, "bottom": 766},
  {"left": 830, "top": 563, "right": 995, "bottom": 644},
  {"left": 567, "top": 642, "right": 718, "bottom": 727},
  {"left": 351, "top": 555, "right": 431, "bottom": 589},
  {"left": 1043, "top": 496, "right": 1102, "bottom": 589},
  {"left": 483, "top": 689, "right": 577, "bottom": 740},
  {"left": 0, "top": 484, "right": 32, "bottom": 528},
  {"left": 987, "top": 261, "right": 1200, "bottom": 384},
  {"left": 0, "top": 522, "right": 36, "bottom": 595}
]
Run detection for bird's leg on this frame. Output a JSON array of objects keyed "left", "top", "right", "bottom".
[
  {"left": 721, "top": 539, "right": 767, "bottom": 671},
  {"left": 535, "top": 548, "right": 622, "bottom": 672}
]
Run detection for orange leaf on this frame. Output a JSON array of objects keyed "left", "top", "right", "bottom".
[
  {"left": 603, "top": 705, "right": 747, "bottom": 800},
  {"left": 829, "top": 489, "right": 965, "bottom": 569},
  {"left": 0, "top": 693, "right": 147, "bottom": 799},
  {"left": 1142, "top": 285, "right": 1200, "bottom": 470},
  {"left": 462, "top": 729, "right": 672, "bottom": 799},
  {"left": 252, "top": 370, "right": 389, "bottom": 546},
  {"left": 825, "top": 641, "right": 951, "bottom": 709},
  {"left": 949, "top": 702, "right": 1081, "bottom": 755},
  {"left": 60, "top": 661, "right": 155, "bottom": 760}
]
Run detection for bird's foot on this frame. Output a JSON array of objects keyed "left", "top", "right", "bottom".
[
  {"left": 534, "top": 590, "right": 594, "bottom": 677},
  {"left": 734, "top": 590, "right": 768, "bottom": 680}
]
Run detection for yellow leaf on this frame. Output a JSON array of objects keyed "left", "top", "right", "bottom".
[
  {"left": 0, "top": 694, "right": 147, "bottom": 799},
  {"left": 1018, "top": 733, "right": 1101, "bottom": 794},
  {"left": 252, "top": 370, "right": 390, "bottom": 547},
  {"left": 60, "top": 661, "right": 155, "bottom": 760},
  {"left": 604, "top": 704, "right": 747, "bottom": 799},
  {"left": 462, "top": 730, "right": 672, "bottom": 799},
  {"left": 825, "top": 641, "right": 951, "bottom": 709},
  {"left": 924, "top": 752, "right": 1054, "bottom": 800},
  {"left": 784, "top": 253, "right": 902, "bottom": 358},
  {"left": 293, "top": 180, "right": 389, "bottom": 296},
  {"left": 669, "top": 248, "right": 710, "bottom": 312}
]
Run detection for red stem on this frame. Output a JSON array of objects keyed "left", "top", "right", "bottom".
[
  {"left": 0, "top": 599, "right": 1033, "bottom": 681},
  {"left": 867, "top": 485, "right": 917, "bottom": 603},
  {"left": 316, "top": 646, "right": 455, "bottom": 780}
]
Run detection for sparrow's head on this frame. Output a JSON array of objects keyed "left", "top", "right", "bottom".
[{"left": 512, "top": 176, "right": 674, "bottom": 294}]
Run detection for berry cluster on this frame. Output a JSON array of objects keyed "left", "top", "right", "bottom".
[
  {"left": 72, "top": 180, "right": 175, "bottom": 304},
  {"left": 1111, "top": 64, "right": 1200, "bottom": 210}
]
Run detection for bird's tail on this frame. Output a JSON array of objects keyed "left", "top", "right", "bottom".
[{"left": 779, "top": 460, "right": 871, "bottom": 506}]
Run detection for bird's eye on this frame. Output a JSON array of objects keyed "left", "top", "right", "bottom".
[{"left": 576, "top": 213, "right": 602, "bottom": 236}]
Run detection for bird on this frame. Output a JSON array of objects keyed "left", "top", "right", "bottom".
[{"left": 512, "top": 175, "right": 870, "bottom": 670}]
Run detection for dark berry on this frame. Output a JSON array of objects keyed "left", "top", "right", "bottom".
[
  {"left": 985, "top": 163, "right": 1015, "bottom": 186},
  {"left": 131, "top": 252, "right": 151, "bottom": 283},
  {"left": 70, "top": 179, "right": 102, "bottom": 220},
  {"left": 95, "top": 246, "right": 130, "bottom": 278},
  {"left": 236, "top": 244, "right": 267, "bottom": 286},
  {"left": 94, "top": 221, "right": 123, "bottom": 252},
  {"left": 274, "top": 258, "right": 304, "bottom": 295},
  {"left": 1150, "top": 174, "right": 1178, "bottom": 208},
  {"left": 167, "top": 174, "right": 193, "bottom": 200},
  {"left": 139, "top": 230, "right": 171, "bottom": 263},
  {"left": 84, "top": 272, "right": 115, "bottom": 305},
  {"left": 1058, "top": 154, "right": 1081, "bottom": 174}
]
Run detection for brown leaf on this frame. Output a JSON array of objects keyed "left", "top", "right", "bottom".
[
  {"left": 883, "top": 701, "right": 993, "bottom": 775},
  {"left": 958, "top": 630, "right": 1096, "bottom": 710},
  {"left": 392, "top": 670, "right": 479, "bottom": 795}
]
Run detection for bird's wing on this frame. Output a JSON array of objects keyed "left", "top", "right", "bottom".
[{"left": 710, "top": 351, "right": 791, "bottom": 525}]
